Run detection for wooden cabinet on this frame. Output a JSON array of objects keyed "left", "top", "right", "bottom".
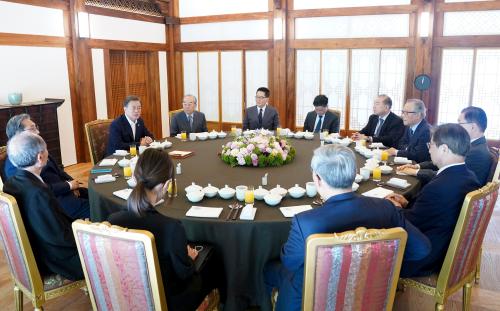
[{"left": 0, "top": 99, "right": 64, "bottom": 165}]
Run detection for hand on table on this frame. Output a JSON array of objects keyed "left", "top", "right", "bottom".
[
  {"left": 385, "top": 193, "right": 409, "bottom": 208},
  {"left": 187, "top": 245, "right": 199, "bottom": 260},
  {"left": 141, "top": 136, "right": 153, "bottom": 146},
  {"left": 387, "top": 148, "right": 398, "bottom": 156},
  {"left": 69, "top": 179, "right": 81, "bottom": 190},
  {"left": 396, "top": 164, "right": 419, "bottom": 176},
  {"left": 351, "top": 132, "right": 367, "bottom": 141}
]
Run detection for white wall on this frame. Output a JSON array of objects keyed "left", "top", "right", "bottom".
[
  {"left": 0, "top": 46, "right": 77, "bottom": 166},
  {"left": 0, "top": 1, "right": 64, "bottom": 36},
  {"left": 88, "top": 14, "right": 166, "bottom": 43},
  {"left": 91, "top": 49, "right": 108, "bottom": 119}
]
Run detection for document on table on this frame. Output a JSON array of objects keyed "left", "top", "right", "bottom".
[
  {"left": 113, "top": 188, "right": 133, "bottom": 200},
  {"left": 186, "top": 206, "right": 223, "bottom": 218},
  {"left": 361, "top": 187, "right": 394, "bottom": 199},
  {"left": 99, "top": 158, "right": 118, "bottom": 166},
  {"left": 279, "top": 205, "right": 313, "bottom": 218}
]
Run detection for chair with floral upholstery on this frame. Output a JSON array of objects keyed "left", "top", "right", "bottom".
[
  {"left": 0, "top": 192, "right": 86, "bottom": 311},
  {"left": 84, "top": 119, "right": 113, "bottom": 165},
  {"left": 302, "top": 227, "right": 408, "bottom": 311},
  {"left": 72, "top": 219, "right": 219, "bottom": 311},
  {"left": 399, "top": 181, "right": 499, "bottom": 311}
]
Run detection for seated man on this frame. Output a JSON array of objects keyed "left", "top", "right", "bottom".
[
  {"left": 243, "top": 87, "right": 280, "bottom": 131},
  {"left": 170, "top": 94, "right": 208, "bottom": 136},
  {"left": 3, "top": 132, "right": 84, "bottom": 281},
  {"left": 264, "top": 145, "right": 431, "bottom": 311},
  {"left": 4, "top": 114, "right": 89, "bottom": 219},
  {"left": 398, "top": 106, "right": 492, "bottom": 186},
  {"left": 352, "top": 94, "right": 405, "bottom": 148},
  {"left": 302, "top": 95, "right": 339, "bottom": 133},
  {"left": 386, "top": 123, "right": 480, "bottom": 276},
  {"left": 387, "top": 99, "right": 431, "bottom": 162},
  {"left": 106, "top": 95, "right": 154, "bottom": 156}
]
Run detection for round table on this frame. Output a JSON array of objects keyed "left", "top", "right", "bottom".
[{"left": 88, "top": 136, "right": 420, "bottom": 311}]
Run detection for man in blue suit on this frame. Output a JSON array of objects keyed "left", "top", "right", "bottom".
[
  {"left": 3, "top": 114, "right": 89, "bottom": 219},
  {"left": 302, "top": 95, "right": 340, "bottom": 133},
  {"left": 264, "top": 145, "right": 431, "bottom": 311},
  {"left": 106, "top": 95, "right": 154, "bottom": 156},
  {"left": 397, "top": 106, "right": 492, "bottom": 186},
  {"left": 386, "top": 124, "right": 480, "bottom": 276},
  {"left": 387, "top": 99, "right": 431, "bottom": 163}
]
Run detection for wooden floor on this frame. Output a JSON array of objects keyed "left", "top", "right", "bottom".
[{"left": 1, "top": 162, "right": 499, "bottom": 310}]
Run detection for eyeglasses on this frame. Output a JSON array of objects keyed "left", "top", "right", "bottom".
[
  {"left": 24, "top": 124, "right": 39, "bottom": 132},
  {"left": 402, "top": 111, "right": 418, "bottom": 115},
  {"left": 458, "top": 122, "right": 472, "bottom": 125},
  {"left": 255, "top": 96, "right": 267, "bottom": 100}
]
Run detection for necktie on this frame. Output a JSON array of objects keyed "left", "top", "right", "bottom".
[
  {"left": 258, "top": 108, "right": 263, "bottom": 128},
  {"left": 314, "top": 115, "right": 323, "bottom": 133},
  {"left": 409, "top": 128, "right": 414, "bottom": 138},
  {"left": 188, "top": 115, "right": 193, "bottom": 131},
  {"left": 374, "top": 117, "right": 384, "bottom": 137}
]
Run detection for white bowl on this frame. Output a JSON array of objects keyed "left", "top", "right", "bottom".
[
  {"left": 161, "top": 141, "right": 172, "bottom": 148},
  {"left": 304, "top": 133, "right": 314, "bottom": 140},
  {"left": 380, "top": 165, "right": 393, "bottom": 174},
  {"left": 203, "top": 184, "right": 219, "bottom": 198},
  {"left": 352, "top": 182, "right": 359, "bottom": 192},
  {"left": 287, "top": 132, "right": 295, "bottom": 138},
  {"left": 185, "top": 182, "right": 203, "bottom": 193},
  {"left": 118, "top": 158, "right": 130, "bottom": 167},
  {"left": 187, "top": 190, "right": 204, "bottom": 203},
  {"left": 288, "top": 184, "right": 306, "bottom": 198},
  {"left": 254, "top": 186, "right": 269, "bottom": 200},
  {"left": 127, "top": 178, "right": 137, "bottom": 188},
  {"left": 208, "top": 132, "right": 218, "bottom": 139},
  {"left": 264, "top": 193, "right": 282, "bottom": 206},
  {"left": 294, "top": 132, "right": 304, "bottom": 139},
  {"left": 150, "top": 141, "right": 162, "bottom": 149},
  {"left": 339, "top": 138, "right": 352, "bottom": 147},
  {"left": 354, "top": 174, "right": 363, "bottom": 183},
  {"left": 218, "top": 131, "right": 227, "bottom": 138},
  {"left": 218, "top": 185, "right": 235, "bottom": 199},
  {"left": 270, "top": 185, "right": 288, "bottom": 197},
  {"left": 197, "top": 133, "right": 209, "bottom": 141}
]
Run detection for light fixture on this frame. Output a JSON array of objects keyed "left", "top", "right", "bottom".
[
  {"left": 78, "top": 11, "right": 90, "bottom": 38},
  {"left": 419, "top": 11, "right": 430, "bottom": 37}
]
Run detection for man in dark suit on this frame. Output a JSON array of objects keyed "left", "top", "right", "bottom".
[
  {"left": 170, "top": 95, "right": 208, "bottom": 136},
  {"left": 387, "top": 99, "right": 431, "bottom": 163},
  {"left": 3, "top": 132, "right": 84, "bottom": 281},
  {"left": 397, "top": 106, "right": 492, "bottom": 186},
  {"left": 243, "top": 87, "right": 280, "bottom": 131},
  {"left": 302, "top": 95, "right": 339, "bottom": 133},
  {"left": 106, "top": 95, "right": 154, "bottom": 156},
  {"left": 386, "top": 124, "right": 480, "bottom": 276},
  {"left": 352, "top": 94, "right": 405, "bottom": 148},
  {"left": 3, "top": 114, "right": 89, "bottom": 219},
  {"left": 264, "top": 145, "right": 431, "bottom": 311}
]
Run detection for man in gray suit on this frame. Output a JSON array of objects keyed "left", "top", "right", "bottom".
[
  {"left": 243, "top": 87, "right": 280, "bottom": 131},
  {"left": 170, "top": 95, "right": 208, "bottom": 136}
]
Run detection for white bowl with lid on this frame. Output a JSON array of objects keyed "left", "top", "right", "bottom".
[
  {"left": 264, "top": 193, "right": 282, "bottom": 206},
  {"left": 186, "top": 190, "right": 204, "bottom": 203},
  {"left": 218, "top": 185, "right": 235, "bottom": 199},
  {"left": 270, "top": 185, "right": 288, "bottom": 197},
  {"left": 254, "top": 186, "right": 269, "bottom": 200},
  {"left": 203, "top": 184, "right": 219, "bottom": 198},
  {"left": 288, "top": 184, "right": 306, "bottom": 198},
  {"left": 185, "top": 182, "right": 203, "bottom": 193}
]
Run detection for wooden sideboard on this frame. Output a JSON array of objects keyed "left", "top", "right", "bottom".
[{"left": 0, "top": 98, "right": 64, "bottom": 165}]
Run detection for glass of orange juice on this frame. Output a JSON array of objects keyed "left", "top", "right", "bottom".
[
  {"left": 167, "top": 179, "right": 177, "bottom": 197},
  {"left": 123, "top": 166, "right": 132, "bottom": 179},
  {"left": 276, "top": 127, "right": 282, "bottom": 136},
  {"left": 129, "top": 144, "right": 137, "bottom": 157},
  {"left": 180, "top": 131, "right": 187, "bottom": 141},
  {"left": 245, "top": 186, "right": 255, "bottom": 204},
  {"left": 372, "top": 167, "right": 382, "bottom": 181},
  {"left": 231, "top": 126, "right": 237, "bottom": 136},
  {"left": 381, "top": 150, "right": 389, "bottom": 165}
]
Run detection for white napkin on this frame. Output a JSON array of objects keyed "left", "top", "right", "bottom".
[
  {"left": 394, "top": 157, "right": 412, "bottom": 164},
  {"left": 279, "top": 205, "right": 313, "bottom": 218},
  {"left": 369, "top": 142, "right": 385, "bottom": 149},
  {"left": 387, "top": 178, "right": 410, "bottom": 188},
  {"left": 113, "top": 188, "right": 133, "bottom": 200},
  {"left": 99, "top": 158, "right": 118, "bottom": 166},
  {"left": 186, "top": 206, "right": 223, "bottom": 218},
  {"left": 95, "top": 174, "right": 116, "bottom": 184},
  {"left": 362, "top": 187, "right": 394, "bottom": 199},
  {"left": 239, "top": 204, "right": 257, "bottom": 220},
  {"left": 113, "top": 150, "right": 129, "bottom": 156}
]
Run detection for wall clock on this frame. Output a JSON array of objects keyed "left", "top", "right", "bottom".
[{"left": 414, "top": 74, "right": 431, "bottom": 91}]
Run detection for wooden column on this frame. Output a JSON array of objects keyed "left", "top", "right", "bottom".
[{"left": 271, "top": 0, "right": 288, "bottom": 128}]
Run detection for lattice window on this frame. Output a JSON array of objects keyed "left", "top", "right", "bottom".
[
  {"left": 85, "top": 0, "right": 163, "bottom": 17},
  {"left": 294, "top": 0, "right": 410, "bottom": 9},
  {"left": 443, "top": 10, "right": 500, "bottom": 36}
]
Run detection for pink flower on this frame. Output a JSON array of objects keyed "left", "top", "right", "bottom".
[
  {"left": 247, "top": 144, "right": 255, "bottom": 152},
  {"left": 237, "top": 157, "right": 246, "bottom": 165}
]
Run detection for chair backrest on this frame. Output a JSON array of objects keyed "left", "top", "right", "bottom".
[
  {"left": 437, "top": 181, "right": 499, "bottom": 292},
  {"left": 84, "top": 119, "right": 113, "bottom": 165},
  {"left": 0, "top": 192, "right": 43, "bottom": 297},
  {"left": 488, "top": 147, "right": 499, "bottom": 182},
  {"left": 72, "top": 219, "right": 167, "bottom": 311},
  {"left": 169, "top": 108, "right": 183, "bottom": 125},
  {"left": 0, "top": 145, "right": 7, "bottom": 188},
  {"left": 329, "top": 108, "right": 341, "bottom": 122},
  {"left": 303, "top": 227, "right": 407, "bottom": 311}
]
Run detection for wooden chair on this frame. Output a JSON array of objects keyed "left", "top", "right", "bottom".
[
  {"left": 0, "top": 145, "right": 6, "bottom": 191},
  {"left": 0, "top": 192, "right": 86, "bottom": 311},
  {"left": 302, "top": 227, "right": 408, "bottom": 311},
  {"left": 329, "top": 108, "right": 341, "bottom": 122},
  {"left": 169, "top": 108, "right": 183, "bottom": 125},
  {"left": 399, "top": 181, "right": 499, "bottom": 311},
  {"left": 488, "top": 146, "right": 499, "bottom": 182},
  {"left": 84, "top": 119, "right": 113, "bottom": 165},
  {"left": 72, "top": 220, "right": 219, "bottom": 311}
]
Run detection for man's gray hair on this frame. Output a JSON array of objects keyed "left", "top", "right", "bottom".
[
  {"left": 311, "top": 145, "right": 356, "bottom": 189},
  {"left": 184, "top": 94, "right": 197, "bottom": 105},
  {"left": 407, "top": 99, "right": 427, "bottom": 118},
  {"left": 7, "top": 132, "right": 47, "bottom": 169},
  {"left": 6, "top": 113, "right": 31, "bottom": 139}
]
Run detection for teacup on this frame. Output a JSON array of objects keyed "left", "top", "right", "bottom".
[
  {"left": 360, "top": 167, "right": 371, "bottom": 181},
  {"left": 306, "top": 182, "right": 317, "bottom": 198},
  {"left": 189, "top": 133, "right": 197, "bottom": 141},
  {"left": 236, "top": 185, "right": 248, "bottom": 201}
]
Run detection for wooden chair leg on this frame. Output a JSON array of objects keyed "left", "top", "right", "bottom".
[
  {"left": 463, "top": 282, "right": 472, "bottom": 311},
  {"left": 435, "top": 303, "right": 444, "bottom": 311},
  {"left": 475, "top": 248, "right": 482, "bottom": 284},
  {"left": 14, "top": 285, "right": 23, "bottom": 311}
]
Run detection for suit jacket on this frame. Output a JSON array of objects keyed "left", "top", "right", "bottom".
[
  {"left": 170, "top": 110, "right": 208, "bottom": 137},
  {"left": 4, "top": 155, "right": 89, "bottom": 219},
  {"left": 416, "top": 136, "right": 492, "bottom": 186},
  {"left": 109, "top": 210, "right": 209, "bottom": 311},
  {"left": 3, "top": 170, "right": 83, "bottom": 280},
  {"left": 359, "top": 112, "right": 405, "bottom": 148},
  {"left": 243, "top": 105, "right": 280, "bottom": 131},
  {"left": 276, "top": 192, "right": 431, "bottom": 311},
  {"left": 402, "top": 164, "right": 480, "bottom": 276},
  {"left": 397, "top": 119, "right": 431, "bottom": 162},
  {"left": 106, "top": 114, "right": 154, "bottom": 156},
  {"left": 302, "top": 110, "right": 340, "bottom": 133}
]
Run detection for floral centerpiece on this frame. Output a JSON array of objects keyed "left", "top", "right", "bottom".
[{"left": 221, "top": 131, "right": 296, "bottom": 167}]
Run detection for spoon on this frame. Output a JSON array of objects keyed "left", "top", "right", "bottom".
[
  {"left": 232, "top": 203, "right": 243, "bottom": 221},
  {"left": 226, "top": 203, "right": 237, "bottom": 221}
]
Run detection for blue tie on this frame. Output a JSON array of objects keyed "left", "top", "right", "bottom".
[
  {"left": 374, "top": 118, "right": 384, "bottom": 137},
  {"left": 314, "top": 116, "right": 323, "bottom": 133}
]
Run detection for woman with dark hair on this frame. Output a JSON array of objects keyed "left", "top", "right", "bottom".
[{"left": 108, "top": 148, "right": 222, "bottom": 310}]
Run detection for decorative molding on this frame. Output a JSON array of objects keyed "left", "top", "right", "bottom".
[
  {"left": 0, "top": 32, "right": 68, "bottom": 47},
  {"left": 289, "top": 5, "right": 418, "bottom": 18},
  {"left": 176, "top": 40, "right": 273, "bottom": 52},
  {"left": 84, "top": 5, "right": 165, "bottom": 23},
  {"left": 180, "top": 12, "right": 271, "bottom": 25},
  {"left": 82, "top": 38, "right": 167, "bottom": 51},
  {"left": 290, "top": 38, "right": 414, "bottom": 49}
]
